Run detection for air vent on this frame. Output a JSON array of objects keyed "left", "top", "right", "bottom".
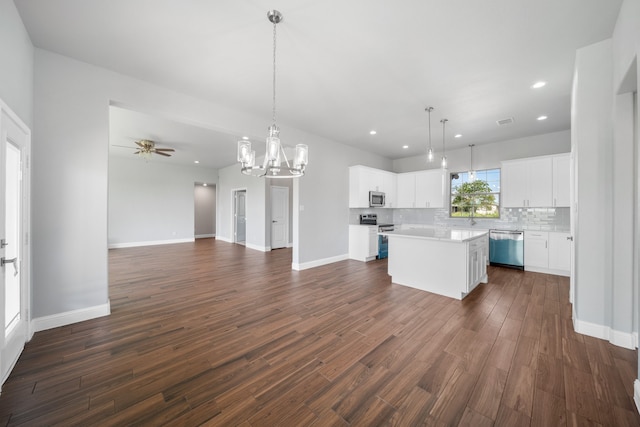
[{"left": 496, "top": 117, "right": 515, "bottom": 126}]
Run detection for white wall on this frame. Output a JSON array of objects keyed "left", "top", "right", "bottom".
[
  {"left": 31, "top": 47, "right": 301, "bottom": 319},
  {"left": 572, "top": 39, "right": 615, "bottom": 335},
  {"left": 108, "top": 155, "right": 217, "bottom": 247},
  {"left": 0, "top": 0, "right": 33, "bottom": 128},
  {"left": 569, "top": 0, "right": 640, "bottom": 357},
  {"left": 194, "top": 184, "right": 216, "bottom": 237},
  {"left": 393, "top": 130, "right": 571, "bottom": 174}
]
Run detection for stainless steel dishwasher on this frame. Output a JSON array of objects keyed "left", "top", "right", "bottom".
[{"left": 489, "top": 229, "right": 524, "bottom": 270}]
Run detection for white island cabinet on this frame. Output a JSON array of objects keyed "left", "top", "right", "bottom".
[{"left": 380, "top": 228, "right": 489, "bottom": 300}]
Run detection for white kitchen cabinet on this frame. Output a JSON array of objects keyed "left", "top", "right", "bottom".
[
  {"left": 397, "top": 170, "right": 444, "bottom": 208},
  {"left": 415, "top": 170, "right": 444, "bottom": 208},
  {"left": 524, "top": 231, "right": 549, "bottom": 269},
  {"left": 524, "top": 230, "right": 570, "bottom": 276},
  {"left": 396, "top": 173, "right": 416, "bottom": 208},
  {"left": 348, "top": 225, "right": 378, "bottom": 262},
  {"left": 548, "top": 232, "right": 571, "bottom": 271},
  {"left": 552, "top": 154, "right": 570, "bottom": 207},
  {"left": 468, "top": 235, "right": 488, "bottom": 293},
  {"left": 382, "top": 172, "right": 397, "bottom": 208},
  {"left": 502, "top": 157, "right": 553, "bottom": 207},
  {"left": 348, "top": 165, "right": 396, "bottom": 208},
  {"left": 502, "top": 154, "right": 570, "bottom": 208}
]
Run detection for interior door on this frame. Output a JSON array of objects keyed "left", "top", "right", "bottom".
[
  {"left": 1, "top": 107, "right": 29, "bottom": 387},
  {"left": 234, "top": 190, "right": 246, "bottom": 244},
  {"left": 270, "top": 186, "right": 289, "bottom": 250}
]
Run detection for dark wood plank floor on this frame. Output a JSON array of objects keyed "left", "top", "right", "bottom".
[{"left": 0, "top": 238, "right": 638, "bottom": 426}]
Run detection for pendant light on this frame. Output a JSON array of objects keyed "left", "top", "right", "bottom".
[
  {"left": 468, "top": 144, "right": 476, "bottom": 181},
  {"left": 426, "top": 107, "right": 434, "bottom": 163},
  {"left": 440, "top": 118, "right": 448, "bottom": 169},
  {"left": 237, "top": 10, "right": 308, "bottom": 178}
]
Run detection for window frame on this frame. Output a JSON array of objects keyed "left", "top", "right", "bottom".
[{"left": 449, "top": 168, "right": 501, "bottom": 219}]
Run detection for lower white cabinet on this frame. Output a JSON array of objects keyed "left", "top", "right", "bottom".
[
  {"left": 349, "top": 225, "right": 378, "bottom": 262},
  {"left": 548, "top": 232, "right": 571, "bottom": 271},
  {"left": 468, "top": 235, "right": 488, "bottom": 293},
  {"left": 524, "top": 231, "right": 570, "bottom": 276}
]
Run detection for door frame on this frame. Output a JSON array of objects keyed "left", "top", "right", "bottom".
[{"left": 0, "top": 98, "right": 32, "bottom": 389}]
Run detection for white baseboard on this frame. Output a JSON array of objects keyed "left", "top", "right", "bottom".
[
  {"left": 195, "top": 234, "right": 215, "bottom": 239},
  {"left": 215, "top": 236, "right": 233, "bottom": 243},
  {"left": 574, "top": 318, "right": 636, "bottom": 349},
  {"left": 246, "top": 243, "right": 270, "bottom": 252},
  {"left": 108, "top": 238, "right": 194, "bottom": 249},
  {"left": 524, "top": 266, "right": 570, "bottom": 277},
  {"left": 634, "top": 380, "right": 640, "bottom": 415},
  {"left": 31, "top": 301, "right": 111, "bottom": 333},
  {"left": 292, "top": 253, "right": 349, "bottom": 271}
]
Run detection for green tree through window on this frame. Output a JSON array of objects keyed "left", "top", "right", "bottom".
[{"left": 450, "top": 169, "right": 500, "bottom": 218}]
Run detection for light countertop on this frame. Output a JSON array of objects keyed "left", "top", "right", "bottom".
[{"left": 379, "top": 228, "right": 488, "bottom": 242}]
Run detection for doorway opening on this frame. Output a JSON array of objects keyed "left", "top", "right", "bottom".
[
  {"left": 233, "top": 189, "right": 247, "bottom": 245},
  {"left": 194, "top": 183, "right": 216, "bottom": 239}
]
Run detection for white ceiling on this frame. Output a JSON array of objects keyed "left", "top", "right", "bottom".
[{"left": 16, "top": 0, "right": 623, "bottom": 168}]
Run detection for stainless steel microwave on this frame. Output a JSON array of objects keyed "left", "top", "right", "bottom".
[{"left": 369, "top": 191, "right": 385, "bottom": 207}]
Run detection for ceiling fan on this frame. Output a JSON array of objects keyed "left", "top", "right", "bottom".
[
  {"left": 113, "top": 139, "right": 176, "bottom": 158},
  {"left": 132, "top": 139, "right": 175, "bottom": 157}
]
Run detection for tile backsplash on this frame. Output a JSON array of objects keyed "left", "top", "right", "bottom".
[{"left": 350, "top": 207, "right": 570, "bottom": 231}]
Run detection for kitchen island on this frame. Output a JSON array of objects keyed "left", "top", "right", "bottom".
[{"left": 379, "top": 228, "right": 489, "bottom": 300}]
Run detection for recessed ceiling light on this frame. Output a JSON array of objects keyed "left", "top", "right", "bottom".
[
  {"left": 532, "top": 81, "right": 547, "bottom": 89},
  {"left": 402, "top": 145, "right": 409, "bottom": 149},
  {"left": 369, "top": 130, "right": 377, "bottom": 135},
  {"left": 194, "top": 160, "right": 200, "bottom": 164},
  {"left": 203, "top": 183, "right": 207, "bottom": 187},
  {"left": 537, "top": 115, "right": 548, "bottom": 121},
  {"left": 454, "top": 134, "right": 462, "bottom": 138},
  {"left": 242, "top": 136, "right": 249, "bottom": 140}
]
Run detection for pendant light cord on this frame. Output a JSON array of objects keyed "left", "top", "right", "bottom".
[
  {"left": 441, "top": 118, "right": 448, "bottom": 155},
  {"left": 272, "top": 19, "right": 277, "bottom": 126}
]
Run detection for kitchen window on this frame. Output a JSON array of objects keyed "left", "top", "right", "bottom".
[{"left": 450, "top": 168, "right": 500, "bottom": 218}]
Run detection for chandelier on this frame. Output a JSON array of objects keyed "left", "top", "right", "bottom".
[{"left": 237, "top": 10, "right": 308, "bottom": 178}]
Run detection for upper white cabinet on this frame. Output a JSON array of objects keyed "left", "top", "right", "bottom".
[
  {"left": 349, "top": 166, "right": 444, "bottom": 209},
  {"left": 397, "top": 170, "right": 444, "bottom": 208},
  {"left": 415, "top": 170, "right": 445, "bottom": 208},
  {"left": 396, "top": 173, "right": 416, "bottom": 208},
  {"left": 349, "top": 166, "right": 397, "bottom": 208},
  {"left": 501, "top": 154, "right": 569, "bottom": 208},
  {"left": 552, "top": 154, "right": 570, "bottom": 207}
]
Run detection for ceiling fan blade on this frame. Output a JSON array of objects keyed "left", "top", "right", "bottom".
[
  {"left": 155, "top": 151, "right": 172, "bottom": 157},
  {"left": 154, "top": 148, "right": 175, "bottom": 152},
  {"left": 133, "top": 150, "right": 141, "bottom": 154},
  {"left": 112, "top": 144, "right": 136, "bottom": 149},
  {"left": 134, "top": 140, "right": 144, "bottom": 147}
]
